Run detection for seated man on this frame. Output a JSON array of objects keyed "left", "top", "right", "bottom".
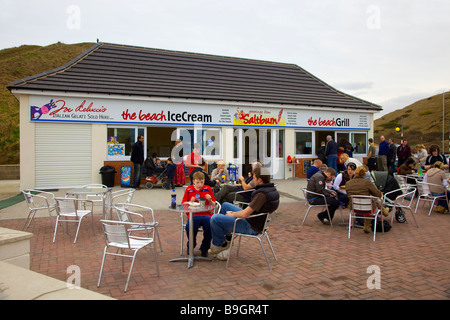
[
  {"left": 306, "top": 167, "right": 340, "bottom": 225},
  {"left": 307, "top": 159, "right": 322, "bottom": 180},
  {"left": 182, "top": 171, "right": 216, "bottom": 257},
  {"left": 209, "top": 167, "right": 279, "bottom": 256},
  {"left": 214, "top": 161, "right": 263, "bottom": 204}
]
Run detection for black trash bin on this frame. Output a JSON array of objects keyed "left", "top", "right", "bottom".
[{"left": 99, "top": 165, "right": 116, "bottom": 187}]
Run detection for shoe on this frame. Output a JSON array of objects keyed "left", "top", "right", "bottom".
[
  {"left": 382, "top": 207, "right": 390, "bottom": 217},
  {"left": 215, "top": 248, "right": 230, "bottom": 261},
  {"left": 434, "top": 206, "right": 445, "bottom": 213},
  {"left": 321, "top": 218, "right": 331, "bottom": 225},
  {"left": 208, "top": 241, "right": 230, "bottom": 255},
  {"left": 363, "top": 220, "right": 372, "bottom": 233},
  {"left": 201, "top": 251, "right": 208, "bottom": 257}
]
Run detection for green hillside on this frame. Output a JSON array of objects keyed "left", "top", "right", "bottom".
[
  {"left": 374, "top": 91, "right": 450, "bottom": 152},
  {"left": 0, "top": 42, "right": 94, "bottom": 164}
]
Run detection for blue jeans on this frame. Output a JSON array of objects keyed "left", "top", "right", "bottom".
[
  {"left": 432, "top": 191, "right": 450, "bottom": 210},
  {"left": 133, "top": 162, "right": 142, "bottom": 188},
  {"left": 186, "top": 215, "right": 212, "bottom": 253},
  {"left": 327, "top": 154, "right": 337, "bottom": 172},
  {"left": 210, "top": 202, "right": 259, "bottom": 246}
]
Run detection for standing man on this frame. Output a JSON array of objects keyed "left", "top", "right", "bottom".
[
  {"left": 367, "top": 138, "right": 377, "bottom": 171},
  {"left": 397, "top": 139, "right": 411, "bottom": 167},
  {"left": 131, "top": 134, "right": 145, "bottom": 190},
  {"left": 325, "top": 135, "right": 338, "bottom": 172},
  {"left": 387, "top": 138, "right": 397, "bottom": 174},
  {"left": 377, "top": 135, "right": 389, "bottom": 171}
]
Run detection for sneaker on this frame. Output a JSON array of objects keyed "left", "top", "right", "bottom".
[
  {"left": 215, "top": 247, "right": 230, "bottom": 261},
  {"left": 322, "top": 218, "right": 331, "bottom": 225},
  {"left": 208, "top": 241, "right": 230, "bottom": 255}
]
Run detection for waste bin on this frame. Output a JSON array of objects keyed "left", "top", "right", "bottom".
[{"left": 99, "top": 165, "right": 116, "bottom": 187}]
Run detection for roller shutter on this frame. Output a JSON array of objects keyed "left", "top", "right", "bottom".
[{"left": 35, "top": 123, "right": 92, "bottom": 189}]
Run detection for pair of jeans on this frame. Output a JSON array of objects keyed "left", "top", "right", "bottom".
[
  {"left": 186, "top": 215, "right": 212, "bottom": 253},
  {"left": 133, "top": 162, "right": 142, "bottom": 188},
  {"left": 210, "top": 202, "right": 259, "bottom": 247},
  {"left": 432, "top": 191, "right": 450, "bottom": 210},
  {"left": 327, "top": 154, "right": 337, "bottom": 172}
]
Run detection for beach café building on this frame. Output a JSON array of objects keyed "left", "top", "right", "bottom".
[{"left": 8, "top": 42, "right": 381, "bottom": 190}]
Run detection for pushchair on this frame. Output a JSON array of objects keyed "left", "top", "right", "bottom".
[
  {"left": 371, "top": 171, "right": 406, "bottom": 223},
  {"left": 144, "top": 156, "right": 169, "bottom": 189}
]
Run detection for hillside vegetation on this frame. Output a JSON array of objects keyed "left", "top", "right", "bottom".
[
  {"left": 374, "top": 91, "right": 450, "bottom": 152},
  {"left": 0, "top": 42, "right": 94, "bottom": 164}
]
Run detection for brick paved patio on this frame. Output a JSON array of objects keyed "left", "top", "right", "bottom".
[{"left": 1, "top": 200, "right": 450, "bottom": 300}]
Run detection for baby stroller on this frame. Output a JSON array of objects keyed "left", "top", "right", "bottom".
[
  {"left": 144, "top": 156, "right": 169, "bottom": 189},
  {"left": 371, "top": 171, "right": 406, "bottom": 223}
]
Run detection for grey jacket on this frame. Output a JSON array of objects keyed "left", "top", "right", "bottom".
[{"left": 306, "top": 171, "right": 334, "bottom": 199}]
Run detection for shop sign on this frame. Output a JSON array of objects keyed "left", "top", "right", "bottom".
[{"left": 29, "top": 96, "right": 370, "bottom": 129}]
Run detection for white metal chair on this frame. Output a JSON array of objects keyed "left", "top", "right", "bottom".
[
  {"left": 300, "top": 187, "right": 334, "bottom": 226},
  {"left": 233, "top": 189, "right": 254, "bottom": 208},
  {"left": 108, "top": 189, "right": 135, "bottom": 218},
  {"left": 113, "top": 203, "right": 162, "bottom": 252},
  {"left": 53, "top": 198, "right": 95, "bottom": 243},
  {"left": 81, "top": 184, "right": 108, "bottom": 212},
  {"left": 21, "top": 189, "right": 56, "bottom": 230},
  {"left": 348, "top": 195, "right": 383, "bottom": 241},
  {"left": 415, "top": 181, "right": 448, "bottom": 216},
  {"left": 179, "top": 201, "right": 221, "bottom": 255},
  {"left": 383, "top": 188, "right": 418, "bottom": 227},
  {"left": 225, "top": 212, "right": 277, "bottom": 270},
  {"left": 97, "top": 220, "right": 160, "bottom": 292}
]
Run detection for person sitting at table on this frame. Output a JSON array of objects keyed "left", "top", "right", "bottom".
[
  {"left": 214, "top": 161, "right": 263, "bottom": 204},
  {"left": 211, "top": 160, "right": 229, "bottom": 192},
  {"left": 182, "top": 171, "right": 216, "bottom": 257},
  {"left": 397, "top": 157, "right": 416, "bottom": 175},
  {"left": 424, "top": 144, "right": 449, "bottom": 170},
  {"left": 306, "top": 159, "right": 322, "bottom": 180},
  {"left": 345, "top": 166, "right": 389, "bottom": 234},
  {"left": 189, "top": 157, "right": 216, "bottom": 189},
  {"left": 208, "top": 166, "right": 279, "bottom": 257},
  {"left": 332, "top": 162, "right": 356, "bottom": 206},
  {"left": 423, "top": 161, "right": 450, "bottom": 214},
  {"left": 339, "top": 153, "right": 363, "bottom": 170}
]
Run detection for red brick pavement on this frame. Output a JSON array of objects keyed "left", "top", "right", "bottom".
[{"left": 1, "top": 201, "right": 450, "bottom": 300}]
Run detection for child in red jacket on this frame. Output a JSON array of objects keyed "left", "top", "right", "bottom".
[{"left": 182, "top": 171, "right": 216, "bottom": 256}]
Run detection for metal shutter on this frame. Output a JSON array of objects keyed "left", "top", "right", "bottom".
[{"left": 35, "top": 123, "right": 92, "bottom": 189}]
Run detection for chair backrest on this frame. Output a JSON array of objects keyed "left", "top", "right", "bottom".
[
  {"left": 394, "top": 174, "right": 408, "bottom": 189},
  {"left": 214, "top": 201, "right": 221, "bottom": 214},
  {"left": 101, "top": 221, "right": 131, "bottom": 248},
  {"left": 113, "top": 203, "right": 154, "bottom": 224},
  {"left": 112, "top": 189, "right": 135, "bottom": 205},
  {"left": 416, "top": 182, "right": 431, "bottom": 196},
  {"left": 395, "top": 188, "right": 416, "bottom": 207},
  {"left": 350, "top": 195, "right": 376, "bottom": 214},
  {"left": 55, "top": 198, "right": 77, "bottom": 216},
  {"left": 22, "top": 189, "right": 54, "bottom": 208}
]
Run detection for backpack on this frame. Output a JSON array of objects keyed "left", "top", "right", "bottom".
[{"left": 371, "top": 219, "right": 392, "bottom": 232}]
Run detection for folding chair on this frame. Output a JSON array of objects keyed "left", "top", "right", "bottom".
[
  {"left": 179, "top": 201, "right": 221, "bottom": 255},
  {"left": 53, "top": 198, "right": 95, "bottom": 243},
  {"left": 113, "top": 203, "right": 162, "bottom": 252},
  {"left": 415, "top": 181, "right": 448, "bottom": 216},
  {"left": 384, "top": 188, "right": 418, "bottom": 227},
  {"left": 97, "top": 220, "right": 160, "bottom": 292},
  {"left": 301, "top": 187, "right": 342, "bottom": 226},
  {"left": 21, "top": 189, "right": 56, "bottom": 230},
  {"left": 348, "top": 195, "right": 382, "bottom": 242},
  {"left": 226, "top": 212, "right": 277, "bottom": 270}
]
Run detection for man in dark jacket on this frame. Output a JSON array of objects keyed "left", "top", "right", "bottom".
[
  {"left": 306, "top": 167, "right": 340, "bottom": 224},
  {"left": 325, "top": 135, "right": 338, "bottom": 172},
  {"left": 209, "top": 167, "right": 279, "bottom": 255},
  {"left": 131, "top": 135, "right": 145, "bottom": 189}
]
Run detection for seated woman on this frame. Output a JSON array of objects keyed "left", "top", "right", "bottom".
[
  {"left": 332, "top": 162, "right": 357, "bottom": 206},
  {"left": 345, "top": 166, "right": 389, "bottom": 234},
  {"left": 423, "top": 161, "right": 450, "bottom": 213}
]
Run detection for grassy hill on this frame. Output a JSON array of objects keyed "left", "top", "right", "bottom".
[
  {"left": 374, "top": 91, "right": 450, "bottom": 152},
  {"left": 0, "top": 42, "right": 94, "bottom": 164}
]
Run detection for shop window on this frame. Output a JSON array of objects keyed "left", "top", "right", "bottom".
[
  {"left": 295, "top": 131, "right": 313, "bottom": 155},
  {"left": 352, "top": 132, "right": 367, "bottom": 154},
  {"left": 107, "top": 127, "right": 136, "bottom": 159}
]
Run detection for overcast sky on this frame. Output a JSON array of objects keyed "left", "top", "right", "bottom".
[{"left": 1, "top": 0, "right": 449, "bottom": 118}]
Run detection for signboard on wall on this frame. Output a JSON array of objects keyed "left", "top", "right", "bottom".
[{"left": 29, "top": 95, "right": 371, "bottom": 130}]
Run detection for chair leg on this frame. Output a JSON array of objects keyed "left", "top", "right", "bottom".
[
  {"left": 52, "top": 217, "right": 60, "bottom": 243},
  {"left": 73, "top": 217, "right": 83, "bottom": 244},
  {"left": 258, "top": 238, "right": 272, "bottom": 270},
  {"left": 124, "top": 251, "right": 138, "bottom": 292},
  {"left": 301, "top": 207, "right": 311, "bottom": 225},
  {"left": 265, "top": 234, "right": 277, "bottom": 261},
  {"left": 97, "top": 247, "right": 108, "bottom": 288},
  {"left": 22, "top": 209, "right": 36, "bottom": 230}
]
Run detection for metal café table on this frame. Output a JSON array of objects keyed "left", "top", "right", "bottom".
[
  {"left": 169, "top": 203, "right": 215, "bottom": 268},
  {"left": 66, "top": 187, "right": 112, "bottom": 218}
]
